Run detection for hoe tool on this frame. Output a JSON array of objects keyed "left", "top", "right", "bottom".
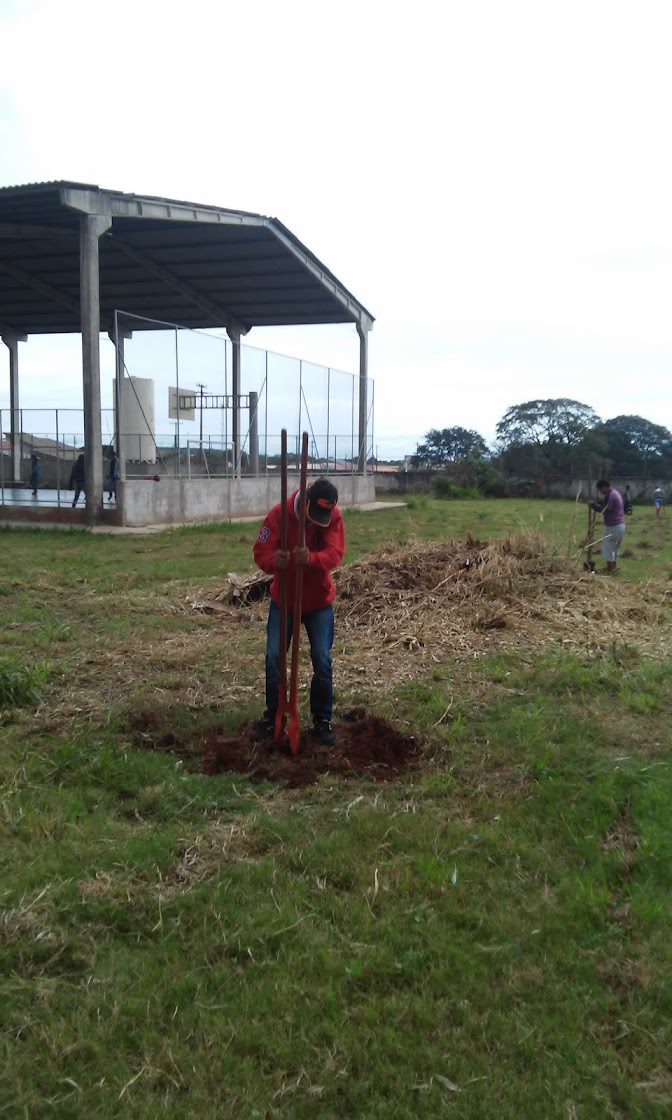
[
  {"left": 274, "top": 430, "right": 289, "bottom": 741},
  {"left": 584, "top": 504, "right": 597, "bottom": 572},
  {"left": 287, "top": 432, "right": 309, "bottom": 756}
]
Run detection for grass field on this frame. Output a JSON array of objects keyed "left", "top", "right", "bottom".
[{"left": 1, "top": 498, "right": 671, "bottom": 1118}]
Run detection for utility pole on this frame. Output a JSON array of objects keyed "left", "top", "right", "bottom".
[{"left": 196, "top": 382, "right": 207, "bottom": 449}]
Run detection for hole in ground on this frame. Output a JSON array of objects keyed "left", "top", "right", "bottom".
[
  {"left": 203, "top": 709, "right": 420, "bottom": 788},
  {"left": 126, "top": 707, "right": 420, "bottom": 788}
]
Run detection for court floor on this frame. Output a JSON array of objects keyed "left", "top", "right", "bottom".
[{"left": 0, "top": 487, "right": 116, "bottom": 509}]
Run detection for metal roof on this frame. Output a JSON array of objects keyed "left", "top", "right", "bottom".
[{"left": 0, "top": 181, "right": 374, "bottom": 337}]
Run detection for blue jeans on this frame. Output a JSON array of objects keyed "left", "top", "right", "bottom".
[{"left": 265, "top": 600, "right": 334, "bottom": 723}]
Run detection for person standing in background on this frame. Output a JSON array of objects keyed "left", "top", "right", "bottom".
[
  {"left": 652, "top": 485, "right": 664, "bottom": 517},
  {"left": 29, "top": 453, "right": 40, "bottom": 497},
  {"left": 107, "top": 450, "right": 120, "bottom": 502},
  {"left": 69, "top": 453, "right": 86, "bottom": 508},
  {"left": 590, "top": 479, "right": 625, "bottom": 574}
]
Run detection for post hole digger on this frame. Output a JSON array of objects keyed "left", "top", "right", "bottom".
[
  {"left": 251, "top": 431, "right": 346, "bottom": 753},
  {"left": 273, "top": 430, "right": 290, "bottom": 742},
  {"left": 273, "top": 431, "right": 308, "bottom": 754},
  {"left": 286, "top": 432, "right": 309, "bottom": 754}
]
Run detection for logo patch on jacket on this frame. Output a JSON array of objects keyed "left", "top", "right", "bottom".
[{"left": 257, "top": 525, "right": 271, "bottom": 542}]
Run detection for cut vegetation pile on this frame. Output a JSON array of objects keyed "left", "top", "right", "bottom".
[
  {"left": 335, "top": 532, "right": 672, "bottom": 663},
  {"left": 198, "top": 532, "right": 672, "bottom": 695}
]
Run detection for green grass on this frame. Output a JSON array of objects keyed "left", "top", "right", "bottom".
[
  {"left": 1, "top": 500, "right": 672, "bottom": 1117},
  {"left": 0, "top": 655, "right": 48, "bottom": 707}
]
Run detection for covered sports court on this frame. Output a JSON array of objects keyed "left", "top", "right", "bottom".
[{"left": 0, "top": 181, "right": 374, "bottom": 526}]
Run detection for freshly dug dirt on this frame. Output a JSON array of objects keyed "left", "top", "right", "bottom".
[{"left": 202, "top": 709, "right": 419, "bottom": 788}]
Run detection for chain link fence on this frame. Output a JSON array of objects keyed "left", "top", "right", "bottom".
[{"left": 0, "top": 312, "right": 374, "bottom": 507}]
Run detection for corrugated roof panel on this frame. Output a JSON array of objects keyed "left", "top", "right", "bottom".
[
  {"left": 0, "top": 181, "right": 374, "bottom": 333},
  {"left": 0, "top": 180, "right": 99, "bottom": 194}
]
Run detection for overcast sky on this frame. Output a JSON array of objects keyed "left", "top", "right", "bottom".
[{"left": 1, "top": 0, "right": 671, "bottom": 458}]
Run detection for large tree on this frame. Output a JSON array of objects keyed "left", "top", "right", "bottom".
[
  {"left": 497, "top": 399, "right": 598, "bottom": 448},
  {"left": 603, "top": 415, "right": 672, "bottom": 478},
  {"left": 414, "top": 426, "right": 488, "bottom": 467},
  {"left": 496, "top": 398, "right": 600, "bottom": 476}
]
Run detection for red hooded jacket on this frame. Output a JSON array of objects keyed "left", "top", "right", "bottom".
[{"left": 253, "top": 490, "right": 346, "bottom": 613}]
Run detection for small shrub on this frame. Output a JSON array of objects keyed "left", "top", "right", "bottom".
[
  {"left": 507, "top": 479, "right": 539, "bottom": 498},
  {"left": 431, "top": 477, "right": 480, "bottom": 501},
  {"left": 471, "top": 458, "right": 506, "bottom": 496},
  {"left": 481, "top": 477, "right": 508, "bottom": 497}
]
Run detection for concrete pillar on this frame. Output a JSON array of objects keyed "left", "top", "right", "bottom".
[
  {"left": 357, "top": 323, "right": 370, "bottom": 474},
  {"left": 2, "top": 334, "right": 25, "bottom": 483},
  {"left": 80, "top": 214, "right": 111, "bottom": 525},
  {"left": 249, "top": 390, "right": 259, "bottom": 476},
  {"left": 228, "top": 327, "right": 241, "bottom": 477}
]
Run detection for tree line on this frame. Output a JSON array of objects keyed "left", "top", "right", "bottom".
[{"left": 412, "top": 400, "right": 672, "bottom": 480}]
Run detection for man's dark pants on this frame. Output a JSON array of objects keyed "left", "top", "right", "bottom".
[{"left": 265, "top": 600, "right": 334, "bottom": 722}]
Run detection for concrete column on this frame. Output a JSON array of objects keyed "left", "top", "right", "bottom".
[
  {"left": 228, "top": 327, "right": 241, "bottom": 477},
  {"left": 80, "top": 214, "right": 111, "bottom": 525},
  {"left": 3, "top": 334, "right": 25, "bottom": 483},
  {"left": 357, "top": 323, "right": 370, "bottom": 474},
  {"left": 249, "top": 390, "right": 259, "bottom": 476}
]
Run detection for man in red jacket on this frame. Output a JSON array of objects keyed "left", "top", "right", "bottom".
[{"left": 252, "top": 478, "right": 345, "bottom": 745}]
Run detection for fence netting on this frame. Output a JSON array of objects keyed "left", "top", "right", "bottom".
[{"left": 0, "top": 310, "right": 374, "bottom": 506}]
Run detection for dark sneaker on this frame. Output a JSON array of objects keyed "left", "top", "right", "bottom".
[
  {"left": 250, "top": 714, "right": 275, "bottom": 742},
  {"left": 312, "top": 720, "right": 336, "bottom": 746}
]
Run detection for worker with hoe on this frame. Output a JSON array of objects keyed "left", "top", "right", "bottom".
[
  {"left": 252, "top": 478, "right": 344, "bottom": 745},
  {"left": 590, "top": 479, "right": 625, "bottom": 574}
]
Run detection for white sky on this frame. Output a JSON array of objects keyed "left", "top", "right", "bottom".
[{"left": 1, "top": 0, "right": 671, "bottom": 458}]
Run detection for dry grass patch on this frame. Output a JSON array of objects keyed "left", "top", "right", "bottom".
[{"left": 159, "top": 816, "right": 274, "bottom": 897}]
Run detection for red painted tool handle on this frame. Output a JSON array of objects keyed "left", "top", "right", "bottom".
[
  {"left": 275, "top": 429, "right": 289, "bottom": 740},
  {"left": 288, "top": 432, "right": 309, "bottom": 755}
]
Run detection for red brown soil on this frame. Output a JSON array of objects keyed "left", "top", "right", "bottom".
[{"left": 202, "top": 709, "right": 419, "bottom": 788}]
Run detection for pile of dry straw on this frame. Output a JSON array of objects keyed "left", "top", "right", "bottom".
[{"left": 203, "top": 533, "right": 671, "bottom": 692}]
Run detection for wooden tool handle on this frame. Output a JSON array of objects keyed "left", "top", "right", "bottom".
[
  {"left": 289, "top": 433, "right": 309, "bottom": 704},
  {"left": 278, "top": 429, "right": 288, "bottom": 686},
  {"left": 287, "top": 433, "right": 309, "bottom": 755}
]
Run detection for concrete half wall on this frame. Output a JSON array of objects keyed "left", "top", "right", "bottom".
[{"left": 118, "top": 474, "right": 375, "bottom": 527}]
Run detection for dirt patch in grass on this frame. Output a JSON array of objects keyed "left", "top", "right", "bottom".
[
  {"left": 161, "top": 817, "right": 274, "bottom": 891},
  {"left": 203, "top": 709, "right": 420, "bottom": 788},
  {"left": 127, "top": 707, "right": 421, "bottom": 788},
  {"left": 127, "top": 709, "right": 196, "bottom": 755},
  {"left": 601, "top": 802, "right": 641, "bottom": 860}
]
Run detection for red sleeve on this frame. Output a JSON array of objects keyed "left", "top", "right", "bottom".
[
  {"left": 309, "top": 515, "right": 346, "bottom": 573},
  {"left": 253, "top": 506, "right": 280, "bottom": 574}
]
